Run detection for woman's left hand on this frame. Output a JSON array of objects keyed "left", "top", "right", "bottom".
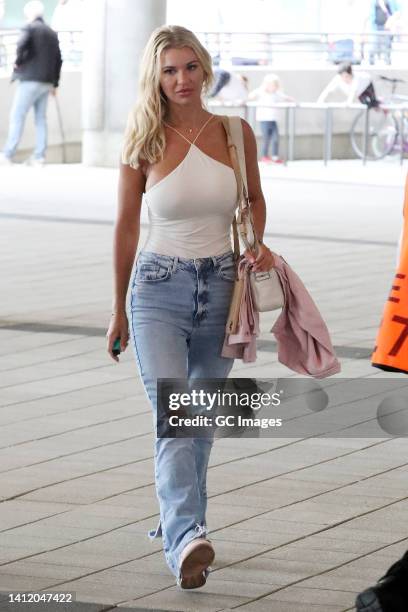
[{"left": 244, "top": 243, "right": 275, "bottom": 272}]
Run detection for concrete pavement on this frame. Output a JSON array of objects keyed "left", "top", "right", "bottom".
[{"left": 0, "top": 160, "right": 408, "bottom": 611}]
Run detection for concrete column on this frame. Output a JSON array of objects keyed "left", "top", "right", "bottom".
[{"left": 82, "top": 0, "right": 166, "bottom": 166}]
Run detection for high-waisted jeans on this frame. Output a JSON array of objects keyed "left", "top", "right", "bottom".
[{"left": 129, "top": 250, "right": 235, "bottom": 578}]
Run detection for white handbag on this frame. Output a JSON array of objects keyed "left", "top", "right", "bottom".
[
  {"left": 249, "top": 267, "right": 284, "bottom": 312},
  {"left": 222, "top": 116, "right": 285, "bottom": 312}
]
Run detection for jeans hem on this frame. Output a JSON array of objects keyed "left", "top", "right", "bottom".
[{"left": 176, "top": 524, "right": 209, "bottom": 579}]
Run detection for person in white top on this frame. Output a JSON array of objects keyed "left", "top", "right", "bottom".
[
  {"left": 317, "top": 63, "right": 379, "bottom": 108},
  {"left": 249, "top": 73, "right": 294, "bottom": 164},
  {"left": 106, "top": 25, "right": 274, "bottom": 590},
  {"left": 208, "top": 68, "right": 248, "bottom": 104}
]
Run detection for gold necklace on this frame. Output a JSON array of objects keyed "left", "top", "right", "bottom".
[{"left": 166, "top": 114, "right": 210, "bottom": 135}]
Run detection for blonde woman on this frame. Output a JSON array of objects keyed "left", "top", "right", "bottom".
[
  {"left": 106, "top": 25, "right": 274, "bottom": 589},
  {"left": 249, "top": 73, "right": 294, "bottom": 164}
]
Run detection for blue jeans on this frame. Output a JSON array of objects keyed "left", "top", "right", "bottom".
[
  {"left": 260, "top": 120, "right": 279, "bottom": 157},
  {"left": 369, "top": 26, "right": 393, "bottom": 65},
  {"left": 3, "top": 81, "right": 52, "bottom": 160},
  {"left": 129, "top": 250, "right": 235, "bottom": 578}
]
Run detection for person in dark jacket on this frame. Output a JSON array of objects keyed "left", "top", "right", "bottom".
[
  {"left": 0, "top": 1, "right": 62, "bottom": 166},
  {"left": 356, "top": 549, "right": 408, "bottom": 611}
]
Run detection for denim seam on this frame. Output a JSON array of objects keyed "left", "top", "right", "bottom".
[
  {"left": 216, "top": 265, "right": 236, "bottom": 282},
  {"left": 130, "top": 261, "right": 174, "bottom": 574},
  {"left": 154, "top": 455, "right": 174, "bottom": 573},
  {"left": 135, "top": 262, "right": 171, "bottom": 283},
  {"left": 129, "top": 268, "right": 143, "bottom": 376}
]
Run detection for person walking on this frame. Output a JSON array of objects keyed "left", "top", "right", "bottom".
[
  {"left": 0, "top": 1, "right": 62, "bottom": 166},
  {"left": 106, "top": 25, "right": 274, "bottom": 589},
  {"left": 249, "top": 73, "right": 294, "bottom": 164},
  {"left": 369, "top": 0, "right": 400, "bottom": 65}
]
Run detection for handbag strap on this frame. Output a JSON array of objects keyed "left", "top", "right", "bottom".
[
  {"left": 221, "top": 116, "right": 260, "bottom": 259},
  {"left": 229, "top": 116, "right": 249, "bottom": 198}
]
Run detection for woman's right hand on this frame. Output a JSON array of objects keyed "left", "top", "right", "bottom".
[{"left": 107, "top": 311, "right": 129, "bottom": 362}]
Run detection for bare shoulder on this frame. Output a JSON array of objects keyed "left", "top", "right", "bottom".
[
  {"left": 215, "top": 114, "right": 256, "bottom": 148},
  {"left": 120, "top": 159, "right": 146, "bottom": 185},
  {"left": 239, "top": 118, "right": 258, "bottom": 162},
  {"left": 238, "top": 117, "right": 262, "bottom": 196},
  {"left": 240, "top": 118, "right": 257, "bottom": 148},
  {"left": 119, "top": 160, "right": 146, "bottom": 203}
]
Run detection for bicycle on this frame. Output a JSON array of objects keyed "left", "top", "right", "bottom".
[{"left": 350, "top": 75, "right": 408, "bottom": 160}]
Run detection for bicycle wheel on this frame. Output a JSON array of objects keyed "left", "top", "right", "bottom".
[
  {"left": 350, "top": 108, "right": 397, "bottom": 160},
  {"left": 380, "top": 112, "right": 408, "bottom": 156},
  {"left": 372, "top": 113, "right": 398, "bottom": 158}
]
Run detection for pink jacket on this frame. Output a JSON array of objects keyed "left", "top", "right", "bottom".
[
  {"left": 221, "top": 258, "right": 259, "bottom": 363},
  {"left": 222, "top": 256, "right": 341, "bottom": 378}
]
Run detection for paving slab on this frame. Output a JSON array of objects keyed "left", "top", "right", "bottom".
[
  {"left": 120, "top": 587, "right": 251, "bottom": 612},
  {"left": 1, "top": 161, "right": 407, "bottom": 611}
]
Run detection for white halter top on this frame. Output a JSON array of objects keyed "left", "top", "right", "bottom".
[{"left": 143, "top": 115, "right": 237, "bottom": 258}]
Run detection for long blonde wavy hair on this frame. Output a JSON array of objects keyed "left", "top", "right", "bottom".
[{"left": 121, "top": 25, "right": 214, "bottom": 169}]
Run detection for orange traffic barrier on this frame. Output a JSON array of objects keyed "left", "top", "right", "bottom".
[{"left": 372, "top": 174, "right": 408, "bottom": 373}]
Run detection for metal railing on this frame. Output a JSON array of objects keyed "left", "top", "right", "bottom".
[
  {"left": 0, "top": 29, "right": 19, "bottom": 72},
  {"left": 0, "top": 29, "right": 83, "bottom": 73},
  {"left": 208, "top": 99, "right": 408, "bottom": 165},
  {"left": 1, "top": 29, "right": 408, "bottom": 73},
  {"left": 197, "top": 30, "right": 408, "bottom": 65}
]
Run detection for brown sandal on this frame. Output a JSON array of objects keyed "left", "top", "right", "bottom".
[{"left": 178, "top": 538, "right": 214, "bottom": 589}]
